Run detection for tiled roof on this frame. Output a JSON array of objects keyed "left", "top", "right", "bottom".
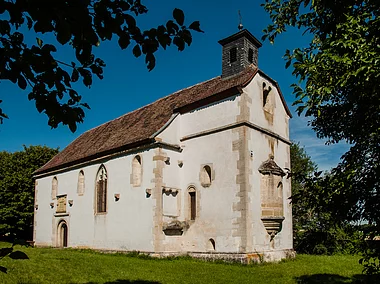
[{"left": 35, "top": 66, "right": 259, "bottom": 175}]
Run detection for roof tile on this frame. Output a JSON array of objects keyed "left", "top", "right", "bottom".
[{"left": 35, "top": 66, "right": 257, "bottom": 174}]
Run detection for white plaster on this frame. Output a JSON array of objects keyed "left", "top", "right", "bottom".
[{"left": 35, "top": 70, "right": 293, "bottom": 260}]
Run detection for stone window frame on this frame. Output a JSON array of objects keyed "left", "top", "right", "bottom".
[
  {"left": 51, "top": 176, "right": 58, "bottom": 200},
  {"left": 131, "top": 154, "right": 143, "bottom": 187},
  {"left": 56, "top": 219, "right": 68, "bottom": 248},
  {"left": 187, "top": 185, "right": 200, "bottom": 221},
  {"left": 95, "top": 164, "right": 108, "bottom": 214},
  {"left": 77, "top": 170, "right": 85, "bottom": 196},
  {"left": 199, "top": 163, "right": 215, "bottom": 188}
]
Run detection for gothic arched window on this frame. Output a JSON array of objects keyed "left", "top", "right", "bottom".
[
  {"left": 52, "top": 177, "right": 58, "bottom": 200},
  {"left": 200, "top": 165, "right": 212, "bottom": 187},
  {"left": 95, "top": 166, "right": 108, "bottom": 213},
  {"left": 77, "top": 170, "right": 85, "bottom": 195},
  {"left": 131, "top": 155, "right": 142, "bottom": 187}
]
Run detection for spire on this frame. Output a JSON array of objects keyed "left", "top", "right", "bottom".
[{"left": 238, "top": 10, "right": 243, "bottom": 31}]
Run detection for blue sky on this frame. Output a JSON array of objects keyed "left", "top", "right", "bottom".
[{"left": 0, "top": 0, "right": 348, "bottom": 171}]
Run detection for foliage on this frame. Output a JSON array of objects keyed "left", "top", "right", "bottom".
[
  {"left": 0, "top": 145, "right": 58, "bottom": 240},
  {"left": 0, "top": 1, "right": 203, "bottom": 132},
  {"left": 263, "top": 0, "right": 380, "bottom": 271},
  {"left": 290, "top": 143, "right": 360, "bottom": 255},
  {"left": 0, "top": 242, "right": 367, "bottom": 283}
]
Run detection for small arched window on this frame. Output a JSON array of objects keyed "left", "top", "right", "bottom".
[
  {"left": 188, "top": 187, "right": 196, "bottom": 221},
  {"left": 248, "top": 48, "right": 254, "bottom": 63},
  {"left": 229, "top": 47, "right": 237, "bottom": 63},
  {"left": 277, "top": 181, "right": 283, "bottom": 199},
  {"left": 208, "top": 238, "right": 216, "bottom": 251},
  {"left": 96, "top": 165, "right": 107, "bottom": 213},
  {"left": 77, "top": 170, "right": 85, "bottom": 195},
  {"left": 52, "top": 177, "right": 58, "bottom": 200},
  {"left": 131, "top": 155, "right": 142, "bottom": 187},
  {"left": 200, "top": 165, "right": 212, "bottom": 187}
]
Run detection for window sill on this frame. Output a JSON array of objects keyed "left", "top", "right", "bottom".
[{"left": 54, "top": 212, "right": 69, "bottom": 217}]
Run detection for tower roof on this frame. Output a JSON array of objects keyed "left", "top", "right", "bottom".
[{"left": 218, "top": 29, "right": 262, "bottom": 48}]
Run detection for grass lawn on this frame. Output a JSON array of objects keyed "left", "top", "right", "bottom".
[{"left": 0, "top": 242, "right": 372, "bottom": 284}]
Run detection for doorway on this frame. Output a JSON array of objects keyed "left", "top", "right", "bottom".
[{"left": 58, "top": 221, "right": 68, "bottom": 248}]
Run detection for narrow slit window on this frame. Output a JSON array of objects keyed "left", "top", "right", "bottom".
[
  {"left": 52, "top": 177, "right": 58, "bottom": 200},
  {"left": 248, "top": 48, "right": 254, "bottom": 63},
  {"left": 189, "top": 191, "right": 196, "bottom": 220},
  {"left": 229, "top": 47, "right": 237, "bottom": 63},
  {"left": 77, "top": 170, "right": 85, "bottom": 195}
]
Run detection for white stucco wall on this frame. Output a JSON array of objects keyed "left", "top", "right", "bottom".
[
  {"left": 35, "top": 149, "right": 157, "bottom": 251},
  {"left": 243, "top": 74, "right": 290, "bottom": 140},
  {"left": 179, "top": 95, "right": 240, "bottom": 138},
  {"left": 35, "top": 71, "right": 292, "bottom": 259}
]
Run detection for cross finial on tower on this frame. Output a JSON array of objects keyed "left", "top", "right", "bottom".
[{"left": 238, "top": 10, "right": 243, "bottom": 30}]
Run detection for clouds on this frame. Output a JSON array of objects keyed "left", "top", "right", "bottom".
[{"left": 290, "top": 114, "right": 350, "bottom": 171}]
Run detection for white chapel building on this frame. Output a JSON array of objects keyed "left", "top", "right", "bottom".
[{"left": 33, "top": 29, "right": 294, "bottom": 262}]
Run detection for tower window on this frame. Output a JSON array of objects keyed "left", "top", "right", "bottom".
[
  {"left": 229, "top": 47, "right": 237, "bottom": 63},
  {"left": 248, "top": 48, "right": 254, "bottom": 63}
]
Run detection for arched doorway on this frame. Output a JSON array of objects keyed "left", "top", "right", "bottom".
[{"left": 58, "top": 221, "right": 68, "bottom": 248}]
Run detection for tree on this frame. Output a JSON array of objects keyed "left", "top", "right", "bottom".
[
  {"left": 0, "top": 1, "right": 203, "bottom": 131},
  {"left": 290, "top": 143, "right": 361, "bottom": 254},
  {"left": 0, "top": 145, "right": 58, "bottom": 240},
  {"left": 263, "top": 0, "right": 379, "bottom": 268},
  {"left": 290, "top": 142, "right": 318, "bottom": 252}
]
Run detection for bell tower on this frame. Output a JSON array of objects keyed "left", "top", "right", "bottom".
[{"left": 218, "top": 29, "right": 262, "bottom": 78}]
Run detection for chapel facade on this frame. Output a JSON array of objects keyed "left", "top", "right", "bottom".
[{"left": 33, "top": 29, "right": 294, "bottom": 262}]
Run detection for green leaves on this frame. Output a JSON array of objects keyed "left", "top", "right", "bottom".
[
  {"left": 173, "top": 8, "right": 185, "bottom": 26},
  {"left": 17, "top": 75, "right": 27, "bottom": 90},
  {"left": 133, "top": 45, "right": 141, "bottom": 57},
  {"left": 0, "top": 1, "right": 202, "bottom": 132},
  {"left": 118, "top": 33, "right": 130, "bottom": 50},
  {"left": 0, "top": 100, "right": 8, "bottom": 124},
  {"left": 36, "top": 38, "right": 43, "bottom": 48},
  {"left": 264, "top": 0, "right": 380, "bottom": 270},
  {"left": 189, "top": 21, "right": 203, "bottom": 33},
  {"left": 0, "top": 146, "right": 58, "bottom": 240}
]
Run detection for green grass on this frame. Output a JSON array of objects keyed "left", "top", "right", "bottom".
[{"left": 0, "top": 242, "right": 373, "bottom": 284}]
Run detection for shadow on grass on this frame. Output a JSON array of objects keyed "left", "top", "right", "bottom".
[
  {"left": 296, "top": 273, "right": 380, "bottom": 284},
  {"left": 86, "top": 280, "right": 161, "bottom": 284}
]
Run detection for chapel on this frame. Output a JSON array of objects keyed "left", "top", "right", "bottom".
[{"left": 33, "top": 28, "right": 294, "bottom": 262}]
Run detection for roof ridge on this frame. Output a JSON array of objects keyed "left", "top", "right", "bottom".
[{"left": 35, "top": 66, "right": 259, "bottom": 175}]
